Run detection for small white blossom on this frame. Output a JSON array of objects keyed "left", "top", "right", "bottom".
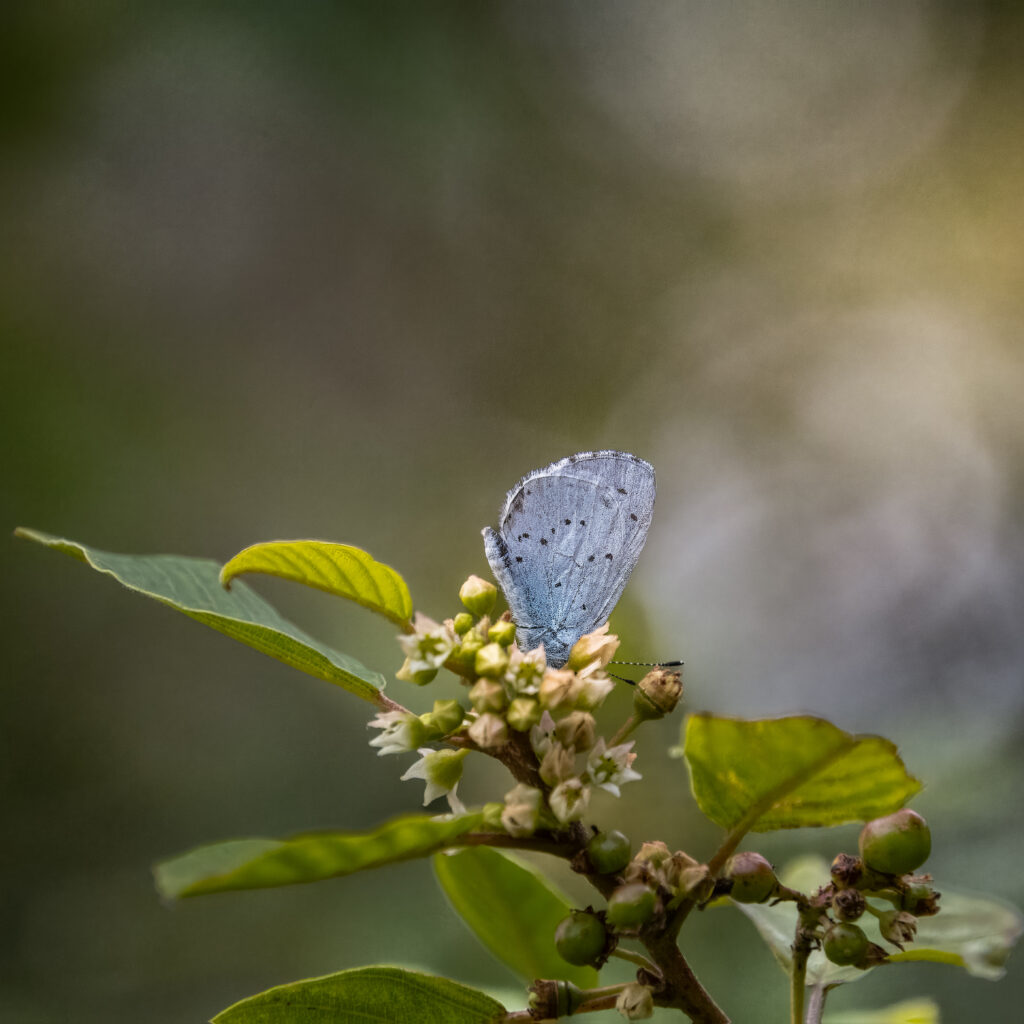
[
  {"left": 530, "top": 710, "right": 558, "bottom": 758},
  {"left": 398, "top": 612, "right": 456, "bottom": 673},
  {"left": 400, "top": 748, "right": 468, "bottom": 813},
  {"left": 505, "top": 644, "right": 547, "bottom": 695},
  {"left": 576, "top": 670, "right": 615, "bottom": 710},
  {"left": 549, "top": 777, "right": 591, "bottom": 823},
  {"left": 586, "top": 738, "right": 642, "bottom": 797},
  {"left": 367, "top": 710, "right": 424, "bottom": 756}
]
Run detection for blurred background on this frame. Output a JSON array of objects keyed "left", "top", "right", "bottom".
[{"left": 4, "top": 1, "right": 1024, "bottom": 1020}]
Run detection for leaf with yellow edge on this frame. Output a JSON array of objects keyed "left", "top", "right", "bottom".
[
  {"left": 682, "top": 713, "right": 921, "bottom": 835},
  {"left": 220, "top": 540, "right": 413, "bottom": 628},
  {"left": 16, "top": 528, "right": 386, "bottom": 703},
  {"left": 824, "top": 998, "right": 939, "bottom": 1023}
]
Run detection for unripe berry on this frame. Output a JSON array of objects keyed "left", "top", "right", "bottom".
[
  {"left": 859, "top": 809, "right": 931, "bottom": 876},
  {"left": 823, "top": 921, "right": 869, "bottom": 966},
  {"left": 606, "top": 883, "right": 657, "bottom": 929},
  {"left": 586, "top": 830, "right": 632, "bottom": 875},
  {"left": 724, "top": 851, "right": 777, "bottom": 904},
  {"left": 554, "top": 911, "right": 607, "bottom": 966}
]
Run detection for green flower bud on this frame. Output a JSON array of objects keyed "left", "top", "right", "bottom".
[
  {"left": 395, "top": 659, "right": 438, "bottom": 686},
  {"left": 468, "top": 677, "right": 507, "bottom": 714},
  {"left": 449, "top": 633, "right": 484, "bottom": 674},
  {"left": 481, "top": 801, "right": 505, "bottom": 830},
  {"left": 823, "top": 922, "right": 869, "bottom": 966},
  {"left": 632, "top": 667, "right": 683, "bottom": 719},
  {"left": 419, "top": 699, "right": 465, "bottom": 739},
  {"left": 859, "top": 809, "right": 931, "bottom": 876},
  {"left": 474, "top": 642, "right": 509, "bottom": 679},
  {"left": 554, "top": 911, "right": 607, "bottom": 966},
  {"left": 606, "top": 883, "right": 657, "bottom": 929},
  {"left": 453, "top": 612, "right": 474, "bottom": 636},
  {"left": 586, "top": 830, "right": 632, "bottom": 875},
  {"left": 725, "top": 851, "right": 778, "bottom": 904},
  {"left": 459, "top": 574, "right": 497, "bottom": 617},
  {"left": 506, "top": 696, "right": 541, "bottom": 732},
  {"left": 488, "top": 618, "right": 517, "bottom": 647}
]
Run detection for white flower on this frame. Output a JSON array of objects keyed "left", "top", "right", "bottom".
[
  {"left": 400, "top": 748, "right": 468, "bottom": 813},
  {"left": 586, "top": 738, "right": 642, "bottom": 797},
  {"left": 502, "top": 783, "right": 543, "bottom": 838},
  {"left": 549, "top": 777, "right": 591, "bottom": 823},
  {"left": 397, "top": 612, "right": 456, "bottom": 673},
  {"left": 537, "top": 668, "right": 583, "bottom": 710},
  {"left": 567, "top": 623, "right": 620, "bottom": 672},
  {"left": 505, "top": 644, "right": 547, "bottom": 695},
  {"left": 367, "top": 710, "right": 425, "bottom": 756}
]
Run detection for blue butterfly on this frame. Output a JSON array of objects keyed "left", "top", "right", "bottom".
[{"left": 483, "top": 451, "right": 656, "bottom": 667}]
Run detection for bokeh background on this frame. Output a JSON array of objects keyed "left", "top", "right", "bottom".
[{"left": 4, "top": 2, "right": 1024, "bottom": 1021}]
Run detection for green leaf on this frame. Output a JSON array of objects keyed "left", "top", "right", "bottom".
[
  {"left": 682, "top": 713, "right": 921, "bottom": 833},
  {"left": 824, "top": 998, "right": 939, "bottom": 1023},
  {"left": 15, "top": 528, "right": 387, "bottom": 703},
  {"left": 220, "top": 540, "right": 413, "bottom": 628},
  {"left": 734, "top": 856, "right": 1024, "bottom": 986},
  {"left": 433, "top": 846, "right": 599, "bottom": 988},
  {"left": 212, "top": 966, "right": 506, "bottom": 1023},
  {"left": 155, "top": 811, "right": 485, "bottom": 899}
]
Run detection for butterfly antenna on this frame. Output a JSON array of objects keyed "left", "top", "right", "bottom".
[{"left": 611, "top": 659, "right": 684, "bottom": 668}]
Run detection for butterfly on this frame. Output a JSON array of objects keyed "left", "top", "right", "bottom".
[{"left": 482, "top": 450, "right": 656, "bottom": 668}]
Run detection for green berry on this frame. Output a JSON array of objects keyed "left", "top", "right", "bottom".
[
  {"left": 823, "top": 922, "right": 869, "bottom": 966},
  {"left": 586, "top": 830, "right": 632, "bottom": 875},
  {"left": 606, "top": 883, "right": 657, "bottom": 929},
  {"left": 554, "top": 911, "right": 607, "bottom": 966},
  {"left": 859, "top": 809, "right": 931, "bottom": 875},
  {"left": 724, "top": 851, "right": 777, "bottom": 903}
]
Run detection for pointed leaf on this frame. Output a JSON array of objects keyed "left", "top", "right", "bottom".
[
  {"left": 155, "top": 811, "right": 484, "bottom": 899},
  {"left": 16, "top": 528, "right": 387, "bottom": 703},
  {"left": 433, "top": 846, "right": 598, "bottom": 988},
  {"left": 220, "top": 540, "right": 413, "bottom": 628},
  {"left": 735, "top": 857, "right": 1024, "bottom": 986},
  {"left": 212, "top": 966, "right": 506, "bottom": 1024},
  {"left": 682, "top": 714, "right": 921, "bottom": 833}
]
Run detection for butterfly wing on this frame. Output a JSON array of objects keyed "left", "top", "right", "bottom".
[{"left": 483, "top": 451, "right": 655, "bottom": 666}]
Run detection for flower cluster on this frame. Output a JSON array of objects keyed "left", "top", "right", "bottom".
[{"left": 367, "top": 574, "right": 657, "bottom": 834}]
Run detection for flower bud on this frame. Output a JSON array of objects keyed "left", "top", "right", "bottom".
[
  {"left": 859, "top": 809, "right": 931, "bottom": 876},
  {"left": 538, "top": 668, "right": 582, "bottom": 709},
  {"left": 395, "top": 659, "right": 438, "bottom": 686},
  {"left": 901, "top": 883, "right": 941, "bottom": 917},
  {"left": 554, "top": 911, "right": 607, "bottom": 966},
  {"left": 449, "top": 633, "right": 484, "bottom": 674},
  {"left": 567, "top": 623, "right": 620, "bottom": 671},
  {"left": 676, "top": 864, "right": 714, "bottom": 904},
  {"left": 468, "top": 712, "right": 508, "bottom": 749},
  {"left": 452, "top": 612, "right": 474, "bottom": 636},
  {"left": 468, "top": 677, "right": 507, "bottom": 714},
  {"left": 555, "top": 711, "right": 597, "bottom": 752},
  {"left": 606, "top": 883, "right": 657, "bottom": 929},
  {"left": 419, "top": 699, "right": 465, "bottom": 738},
  {"left": 586, "top": 830, "right": 632, "bottom": 875},
  {"left": 832, "top": 887, "right": 866, "bottom": 922},
  {"left": 823, "top": 921, "right": 869, "bottom": 966},
  {"left": 539, "top": 743, "right": 575, "bottom": 786},
  {"left": 724, "top": 851, "right": 777, "bottom": 904},
  {"left": 481, "top": 801, "right": 505, "bottom": 830},
  {"left": 506, "top": 696, "right": 541, "bottom": 732},
  {"left": 459, "top": 574, "right": 497, "bottom": 617},
  {"left": 879, "top": 909, "right": 918, "bottom": 949},
  {"left": 633, "top": 667, "right": 683, "bottom": 719},
  {"left": 502, "top": 783, "right": 542, "bottom": 837},
  {"left": 616, "top": 983, "right": 654, "bottom": 1020},
  {"left": 474, "top": 642, "right": 509, "bottom": 679},
  {"left": 488, "top": 618, "right": 516, "bottom": 647},
  {"left": 633, "top": 841, "right": 672, "bottom": 871}
]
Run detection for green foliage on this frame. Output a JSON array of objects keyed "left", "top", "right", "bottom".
[
  {"left": 155, "top": 812, "right": 484, "bottom": 898},
  {"left": 16, "top": 528, "right": 387, "bottom": 702},
  {"left": 220, "top": 539, "right": 413, "bottom": 628},
  {"left": 211, "top": 966, "right": 506, "bottom": 1023},
  {"left": 433, "top": 846, "right": 599, "bottom": 988},
  {"left": 682, "top": 713, "right": 921, "bottom": 833}
]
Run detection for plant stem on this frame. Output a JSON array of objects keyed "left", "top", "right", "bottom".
[
  {"left": 804, "top": 984, "right": 827, "bottom": 1024},
  {"left": 608, "top": 712, "right": 642, "bottom": 748},
  {"left": 789, "top": 950, "right": 807, "bottom": 1024},
  {"left": 610, "top": 947, "right": 659, "bottom": 973}
]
